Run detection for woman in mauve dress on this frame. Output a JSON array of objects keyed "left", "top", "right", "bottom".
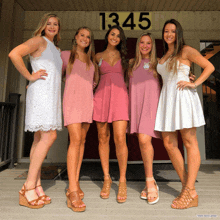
[{"left": 128, "top": 33, "right": 161, "bottom": 205}]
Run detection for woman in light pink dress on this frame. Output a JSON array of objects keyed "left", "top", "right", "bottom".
[
  {"left": 93, "top": 25, "right": 129, "bottom": 203},
  {"left": 61, "top": 27, "right": 98, "bottom": 212},
  {"left": 129, "top": 33, "right": 161, "bottom": 205}
]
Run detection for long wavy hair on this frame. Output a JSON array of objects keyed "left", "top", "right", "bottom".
[
  {"left": 162, "top": 19, "right": 185, "bottom": 74},
  {"left": 33, "top": 13, "right": 61, "bottom": 46},
  {"left": 129, "top": 33, "right": 158, "bottom": 78},
  {"left": 104, "top": 25, "right": 128, "bottom": 72},
  {"left": 66, "top": 27, "right": 98, "bottom": 80}
]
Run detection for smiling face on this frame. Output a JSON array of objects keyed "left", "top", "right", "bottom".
[
  {"left": 107, "top": 28, "right": 121, "bottom": 47},
  {"left": 163, "top": 23, "right": 176, "bottom": 45},
  {"left": 44, "top": 17, "right": 59, "bottom": 38},
  {"left": 75, "top": 29, "right": 91, "bottom": 49},
  {"left": 139, "top": 35, "right": 152, "bottom": 58}
]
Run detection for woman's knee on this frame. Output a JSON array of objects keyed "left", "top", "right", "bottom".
[
  {"left": 114, "top": 134, "right": 126, "bottom": 147},
  {"left": 98, "top": 132, "right": 110, "bottom": 145}
]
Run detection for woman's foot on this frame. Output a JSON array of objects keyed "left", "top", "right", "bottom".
[
  {"left": 171, "top": 186, "right": 198, "bottom": 209},
  {"left": 35, "top": 185, "right": 51, "bottom": 204},
  {"left": 66, "top": 190, "right": 86, "bottom": 212},
  {"left": 100, "top": 175, "right": 112, "bottom": 199},
  {"left": 146, "top": 177, "right": 159, "bottom": 205},
  {"left": 19, "top": 184, "right": 44, "bottom": 209},
  {"left": 117, "top": 181, "right": 127, "bottom": 203},
  {"left": 77, "top": 182, "right": 84, "bottom": 199},
  {"left": 140, "top": 186, "right": 148, "bottom": 200}
]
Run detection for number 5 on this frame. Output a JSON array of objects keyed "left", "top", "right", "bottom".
[{"left": 138, "top": 12, "right": 151, "bottom": 30}]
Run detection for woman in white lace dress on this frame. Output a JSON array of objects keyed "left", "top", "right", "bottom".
[{"left": 9, "top": 13, "right": 62, "bottom": 209}]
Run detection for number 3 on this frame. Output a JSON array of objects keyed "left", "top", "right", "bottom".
[{"left": 108, "top": 13, "right": 120, "bottom": 28}]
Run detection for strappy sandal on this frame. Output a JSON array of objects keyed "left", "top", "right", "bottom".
[
  {"left": 77, "top": 182, "right": 84, "bottom": 200},
  {"left": 100, "top": 176, "right": 112, "bottom": 199},
  {"left": 19, "top": 184, "right": 45, "bottom": 209},
  {"left": 117, "top": 182, "right": 127, "bottom": 203},
  {"left": 66, "top": 190, "right": 86, "bottom": 212},
  {"left": 172, "top": 184, "right": 187, "bottom": 204},
  {"left": 171, "top": 186, "right": 198, "bottom": 209},
  {"left": 140, "top": 186, "right": 148, "bottom": 200},
  {"left": 146, "top": 177, "right": 159, "bottom": 205},
  {"left": 35, "top": 185, "right": 51, "bottom": 204}
]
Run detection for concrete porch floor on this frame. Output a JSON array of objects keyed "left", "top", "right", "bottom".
[{"left": 0, "top": 164, "right": 220, "bottom": 220}]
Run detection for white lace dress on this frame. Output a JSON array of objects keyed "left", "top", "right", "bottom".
[
  {"left": 155, "top": 60, "right": 205, "bottom": 132},
  {"left": 25, "top": 36, "right": 62, "bottom": 132}
]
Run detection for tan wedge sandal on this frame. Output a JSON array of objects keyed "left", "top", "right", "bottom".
[
  {"left": 19, "top": 184, "right": 45, "bottom": 209},
  {"left": 35, "top": 185, "right": 51, "bottom": 205},
  {"left": 171, "top": 186, "right": 198, "bottom": 209},
  {"left": 100, "top": 176, "right": 112, "bottom": 199},
  {"left": 117, "top": 182, "right": 127, "bottom": 203},
  {"left": 66, "top": 190, "right": 86, "bottom": 212}
]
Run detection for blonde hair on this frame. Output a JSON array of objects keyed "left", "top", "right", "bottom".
[
  {"left": 33, "top": 13, "right": 61, "bottom": 46},
  {"left": 66, "top": 27, "right": 98, "bottom": 79},
  {"left": 129, "top": 33, "right": 158, "bottom": 78}
]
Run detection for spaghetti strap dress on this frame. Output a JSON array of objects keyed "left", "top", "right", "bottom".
[
  {"left": 25, "top": 36, "right": 62, "bottom": 132},
  {"left": 93, "top": 59, "right": 129, "bottom": 122},
  {"left": 155, "top": 60, "right": 205, "bottom": 132}
]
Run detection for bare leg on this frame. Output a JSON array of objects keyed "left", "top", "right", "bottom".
[
  {"left": 162, "top": 131, "right": 187, "bottom": 186},
  {"left": 96, "top": 122, "right": 110, "bottom": 177},
  {"left": 23, "top": 130, "right": 57, "bottom": 204},
  {"left": 112, "top": 120, "right": 128, "bottom": 183},
  {"left": 138, "top": 134, "right": 158, "bottom": 201},
  {"left": 75, "top": 123, "right": 90, "bottom": 195},
  {"left": 66, "top": 123, "right": 85, "bottom": 208},
  {"left": 112, "top": 120, "right": 128, "bottom": 202},
  {"left": 180, "top": 128, "right": 200, "bottom": 196},
  {"left": 96, "top": 122, "right": 111, "bottom": 198}
]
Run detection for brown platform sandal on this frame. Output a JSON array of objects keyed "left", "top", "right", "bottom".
[
  {"left": 66, "top": 190, "right": 86, "bottom": 212},
  {"left": 117, "top": 182, "right": 127, "bottom": 203},
  {"left": 77, "top": 182, "right": 84, "bottom": 200},
  {"left": 100, "top": 176, "right": 112, "bottom": 199},
  {"left": 172, "top": 185, "right": 195, "bottom": 205},
  {"left": 171, "top": 186, "right": 198, "bottom": 209},
  {"left": 19, "top": 184, "right": 45, "bottom": 209},
  {"left": 146, "top": 177, "right": 159, "bottom": 205},
  {"left": 35, "top": 185, "right": 51, "bottom": 204}
]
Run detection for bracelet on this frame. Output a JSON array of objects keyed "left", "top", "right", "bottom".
[{"left": 194, "top": 83, "right": 197, "bottom": 89}]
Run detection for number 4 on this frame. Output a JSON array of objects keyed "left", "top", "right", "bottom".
[{"left": 122, "top": 13, "right": 136, "bottom": 30}]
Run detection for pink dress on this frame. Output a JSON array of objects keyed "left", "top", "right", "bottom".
[
  {"left": 129, "top": 58, "right": 161, "bottom": 139},
  {"left": 61, "top": 51, "right": 94, "bottom": 126},
  {"left": 93, "top": 59, "right": 129, "bottom": 122}
]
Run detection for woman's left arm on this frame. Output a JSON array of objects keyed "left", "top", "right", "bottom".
[{"left": 177, "top": 46, "right": 215, "bottom": 90}]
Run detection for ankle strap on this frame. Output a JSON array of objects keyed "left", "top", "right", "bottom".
[{"left": 146, "top": 177, "right": 155, "bottom": 181}]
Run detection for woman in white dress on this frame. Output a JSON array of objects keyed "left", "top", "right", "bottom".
[
  {"left": 9, "top": 13, "right": 62, "bottom": 209},
  {"left": 155, "top": 19, "right": 214, "bottom": 209}
]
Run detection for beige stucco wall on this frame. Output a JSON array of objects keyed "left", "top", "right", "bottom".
[{"left": 2, "top": 9, "right": 220, "bottom": 163}]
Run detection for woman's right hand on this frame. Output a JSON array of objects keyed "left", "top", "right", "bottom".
[{"left": 29, "top": 69, "right": 48, "bottom": 81}]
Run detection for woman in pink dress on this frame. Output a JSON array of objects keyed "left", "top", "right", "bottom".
[
  {"left": 61, "top": 27, "right": 98, "bottom": 212},
  {"left": 129, "top": 33, "right": 161, "bottom": 205},
  {"left": 93, "top": 25, "right": 129, "bottom": 203}
]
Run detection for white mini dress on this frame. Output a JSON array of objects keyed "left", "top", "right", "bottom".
[
  {"left": 25, "top": 36, "right": 62, "bottom": 132},
  {"left": 155, "top": 59, "right": 205, "bottom": 132}
]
